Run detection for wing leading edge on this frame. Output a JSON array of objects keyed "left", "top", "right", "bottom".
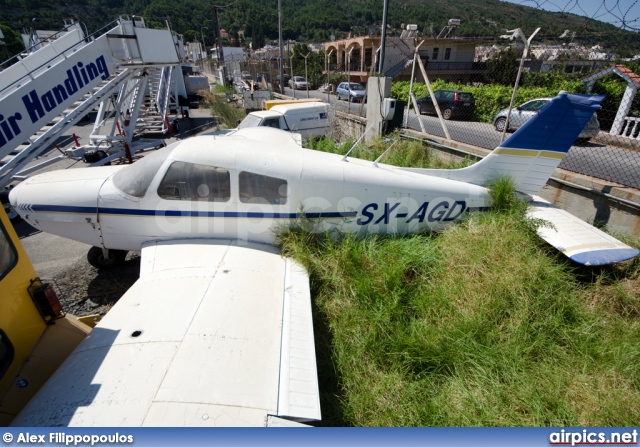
[
  {"left": 13, "top": 239, "right": 320, "bottom": 427},
  {"left": 528, "top": 196, "right": 639, "bottom": 266}
]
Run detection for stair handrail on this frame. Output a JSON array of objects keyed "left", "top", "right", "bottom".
[
  {"left": 0, "top": 19, "right": 121, "bottom": 97},
  {"left": 0, "top": 19, "right": 119, "bottom": 71}
]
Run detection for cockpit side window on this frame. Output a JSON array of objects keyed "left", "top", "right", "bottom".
[
  {"left": 158, "top": 161, "right": 231, "bottom": 202},
  {"left": 239, "top": 171, "right": 287, "bottom": 205}
]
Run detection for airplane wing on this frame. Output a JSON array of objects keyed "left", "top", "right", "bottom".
[
  {"left": 13, "top": 239, "right": 321, "bottom": 427},
  {"left": 528, "top": 196, "right": 639, "bottom": 266}
]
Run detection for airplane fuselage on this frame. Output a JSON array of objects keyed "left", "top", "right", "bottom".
[{"left": 10, "top": 132, "right": 491, "bottom": 252}]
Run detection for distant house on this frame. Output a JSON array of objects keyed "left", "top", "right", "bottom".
[
  {"left": 524, "top": 44, "right": 614, "bottom": 74},
  {"left": 220, "top": 29, "right": 229, "bottom": 39},
  {"left": 322, "top": 23, "right": 489, "bottom": 84}
]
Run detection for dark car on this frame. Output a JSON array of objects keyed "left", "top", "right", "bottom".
[{"left": 416, "top": 90, "right": 475, "bottom": 120}]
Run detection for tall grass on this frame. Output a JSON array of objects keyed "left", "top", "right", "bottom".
[
  {"left": 309, "top": 134, "right": 474, "bottom": 169},
  {"left": 201, "top": 91, "right": 245, "bottom": 129},
  {"left": 277, "top": 151, "right": 640, "bottom": 426}
]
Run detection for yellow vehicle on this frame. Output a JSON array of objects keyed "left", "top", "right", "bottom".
[{"left": 0, "top": 207, "right": 94, "bottom": 425}]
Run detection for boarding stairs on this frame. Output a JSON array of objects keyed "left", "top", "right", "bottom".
[
  {"left": 133, "top": 66, "right": 177, "bottom": 135},
  {"left": 0, "top": 16, "right": 180, "bottom": 188}
]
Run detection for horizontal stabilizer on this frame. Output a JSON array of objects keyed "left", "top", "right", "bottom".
[{"left": 528, "top": 196, "right": 639, "bottom": 266}]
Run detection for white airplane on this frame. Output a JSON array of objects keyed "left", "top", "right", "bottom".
[{"left": 9, "top": 92, "right": 638, "bottom": 427}]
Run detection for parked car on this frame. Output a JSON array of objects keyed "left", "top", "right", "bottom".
[
  {"left": 289, "top": 76, "right": 309, "bottom": 89},
  {"left": 416, "top": 90, "right": 475, "bottom": 120},
  {"left": 492, "top": 98, "right": 600, "bottom": 141},
  {"left": 336, "top": 82, "right": 366, "bottom": 102},
  {"left": 241, "top": 71, "right": 252, "bottom": 80}
]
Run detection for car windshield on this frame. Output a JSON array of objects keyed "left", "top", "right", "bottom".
[
  {"left": 294, "top": 77, "right": 306, "bottom": 81},
  {"left": 112, "top": 144, "right": 177, "bottom": 198},
  {"left": 349, "top": 83, "right": 364, "bottom": 90}
]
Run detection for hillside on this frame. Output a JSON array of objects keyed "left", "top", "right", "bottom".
[{"left": 0, "top": 0, "right": 638, "bottom": 55}]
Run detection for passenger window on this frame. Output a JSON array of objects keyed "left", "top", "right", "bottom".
[
  {"left": 158, "top": 161, "right": 231, "bottom": 202},
  {"left": 0, "top": 221, "right": 17, "bottom": 281},
  {"left": 239, "top": 172, "right": 287, "bottom": 205},
  {"left": 432, "top": 47, "right": 439, "bottom": 60},
  {"left": 0, "top": 330, "right": 14, "bottom": 381},
  {"left": 444, "top": 48, "right": 451, "bottom": 60}
]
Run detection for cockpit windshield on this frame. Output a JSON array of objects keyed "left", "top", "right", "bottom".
[{"left": 112, "top": 144, "right": 176, "bottom": 198}]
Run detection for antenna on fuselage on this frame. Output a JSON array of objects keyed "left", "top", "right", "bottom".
[
  {"left": 372, "top": 139, "right": 398, "bottom": 167},
  {"left": 342, "top": 123, "right": 375, "bottom": 161}
]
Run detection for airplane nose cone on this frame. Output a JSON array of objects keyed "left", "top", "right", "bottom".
[{"left": 5, "top": 166, "right": 122, "bottom": 245}]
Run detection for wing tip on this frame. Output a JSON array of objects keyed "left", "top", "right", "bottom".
[{"left": 569, "top": 248, "right": 640, "bottom": 266}]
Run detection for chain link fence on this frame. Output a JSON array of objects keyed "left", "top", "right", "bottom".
[{"left": 383, "top": 38, "right": 640, "bottom": 191}]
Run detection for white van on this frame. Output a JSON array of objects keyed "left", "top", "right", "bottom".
[{"left": 237, "top": 102, "right": 331, "bottom": 140}]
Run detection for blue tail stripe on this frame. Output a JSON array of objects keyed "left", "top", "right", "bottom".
[{"left": 501, "top": 93, "right": 605, "bottom": 153}]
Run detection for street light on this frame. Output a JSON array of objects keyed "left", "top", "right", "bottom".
[{"left": 201, "top": 27, "right": 209, "bottom": 60}]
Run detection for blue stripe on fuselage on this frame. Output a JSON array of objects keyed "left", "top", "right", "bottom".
[{"left": 28, "top": 204, "right": 359, "bottom": 219}]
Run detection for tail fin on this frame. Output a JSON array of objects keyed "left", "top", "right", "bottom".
[{"left": 406, "top": 92, "right": 605, "bottom": 195}]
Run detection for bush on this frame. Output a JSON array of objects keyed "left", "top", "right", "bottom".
[{"left": 391, "top": 78, "right": 587, "bottom": 123}]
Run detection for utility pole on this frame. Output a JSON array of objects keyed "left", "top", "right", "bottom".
[
  {"left": 278, "top": 0, "right": 284, "bottom": 94},
  {"left": 378, "top": 0, "right": 389, "bottom": 74},
  {"left": 213, "top": 6, "right": 226, "bottom": 86}
]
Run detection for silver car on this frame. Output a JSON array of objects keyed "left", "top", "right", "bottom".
[
  {"left": 493, "top": 98, "right": 600, "bottom": 142},
  {"left": 289, "top": 76, "right": 309, "bottom": 90},
  {"left": 336, "top": 82, "right": 366, "bottom": 102}
]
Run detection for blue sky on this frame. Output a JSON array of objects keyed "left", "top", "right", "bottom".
[{"left": 501, "top": 0, "right": 640, "bottom": 30}]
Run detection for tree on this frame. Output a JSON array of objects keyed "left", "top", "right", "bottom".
[
  {"left": 485, "top": 47, "right": 520, "bottom": 86},
  {"left": 0, "top": 24, "right": 25, "bottom": 61}
]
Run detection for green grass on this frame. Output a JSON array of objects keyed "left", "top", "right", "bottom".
[
  {"left": 277, "top": 142, "right": 640, "bottom": 426},
  {"left": 308, "top": 133, "right": 474, "bottom": 169}
]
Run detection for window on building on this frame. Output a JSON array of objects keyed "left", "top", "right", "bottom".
[
  {"left": 158, "top": 161, "right": 231, "bottom": 202},
  {"left": 432, "top": 47, "right": 439, "bottom": 60},
  {"left": 444, "top": 48, "right": 451, "bottom": 60},
  {"left": 239, "top": 172, "right": 287, "bottom": 205}
]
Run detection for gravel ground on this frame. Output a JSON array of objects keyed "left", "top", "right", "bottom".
[{"left": 54, "top": 253, "right": 142, "bottom": 317}]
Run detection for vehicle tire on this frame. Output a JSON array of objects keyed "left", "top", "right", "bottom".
[
  {"left": 87, "top": 246, "right": 128, "bottom": 269},
  {"left": 0, "top": 190, "right": 20, "bottom": 223},
  {"left": 442, "top": 108, "right": 452, "bottom": 120},
  {"left": 494, "top": 117, "right": 507, "bottom": 132}
]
